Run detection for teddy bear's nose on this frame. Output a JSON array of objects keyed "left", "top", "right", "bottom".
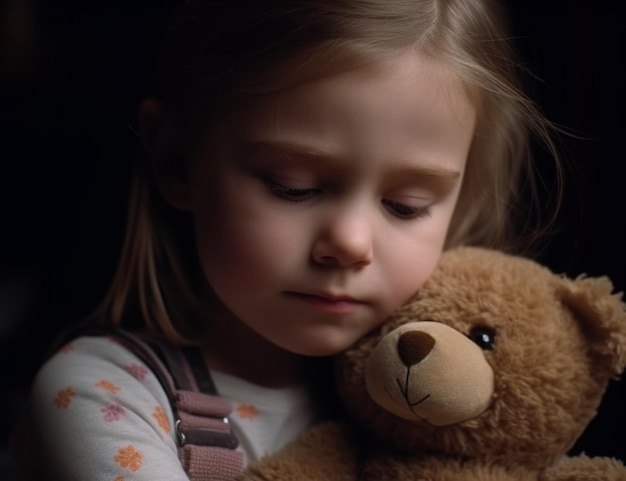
[{"left": 397, "top": 331, "right": 436, "bottom": 367}]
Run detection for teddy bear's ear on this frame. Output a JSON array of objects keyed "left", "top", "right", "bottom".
[{"left": 557, "top": 275, "right": 626, "bottom": 377}]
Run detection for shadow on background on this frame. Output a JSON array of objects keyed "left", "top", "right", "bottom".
[{"left": 1, "top": 0, "right": 624, "bottom": 470}]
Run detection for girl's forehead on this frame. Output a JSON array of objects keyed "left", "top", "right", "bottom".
[
  {"left": 196, "top": 49, "right": 475, "bottom": 182},
  {"left": 235, "top": 51, "right": 474, "bottom": 135}
]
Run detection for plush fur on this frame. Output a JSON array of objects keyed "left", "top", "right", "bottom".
[{"left": 241, "top": 247, "right": 626, "bottom": 481}]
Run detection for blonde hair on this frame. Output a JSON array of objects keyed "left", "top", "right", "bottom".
[{"left": 93, "top": 0, "right": 561, "bottom": 344}]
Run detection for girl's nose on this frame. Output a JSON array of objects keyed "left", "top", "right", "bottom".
[{"left": 311, "top": 209, "right": 373, "bottom": 268}]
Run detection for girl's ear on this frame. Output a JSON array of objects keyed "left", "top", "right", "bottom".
[{"left": 138, "top": 98, "right": 192, "bottom": 210}]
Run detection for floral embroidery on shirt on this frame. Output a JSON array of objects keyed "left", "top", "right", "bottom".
[
  {"left": 53, "top": 387, "right": 76, "bottom": 409},
  {"left": 95, "top": 379, "right": 121, "bottom": 394},
  {"left": 114, "top": 445, "right": 143, "bottom": 472},
  {"left": 59, "top": 343, "right": 75, "bottom": 354},
  {"left": 102, "top": 402, "right": 125, "bottom": 422},
  {"left": 152, "top": 405, "right": 170, "bottom": 434},
  {"left": 125, "top": 363, "right": 149, "bottom": 381},
  {"left": 236, "top": 402, "right": 260, "bottom": 420}
]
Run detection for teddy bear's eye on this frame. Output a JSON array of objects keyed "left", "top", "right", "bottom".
[{"left": 468, "top": 326, "right": 496, "bottom": 350}]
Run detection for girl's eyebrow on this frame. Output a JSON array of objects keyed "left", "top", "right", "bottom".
[
  {"left": 240, "top": 139, "right": 338, "bottom": 161},
  {"left": 240, "top": 139, "right": 462, "bottom": 185}
]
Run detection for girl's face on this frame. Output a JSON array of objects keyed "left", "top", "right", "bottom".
[{"left": 184, "top": 51, "right": 475, "bottom": 357}]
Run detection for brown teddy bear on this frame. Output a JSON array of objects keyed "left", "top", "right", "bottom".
[{"left": 241, "top": 246, "right": 626, "bottom": 481}]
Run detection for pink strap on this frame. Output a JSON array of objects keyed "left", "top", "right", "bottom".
[
  {"left": 107, "top": 331, "right": 244, "bottom": 481},
  {"left": 180, "top": 445, "right": 245, "bottom": 481},
  {"left": 171, "top": 356, "right": 243, "bottom": 480},
  {"left": 177, "top": 391, "right": 232, "bottom": 418}
]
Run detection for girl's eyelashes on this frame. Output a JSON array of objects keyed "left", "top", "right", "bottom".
[
  {"left": 262, "top": 175, "right": 432, "bottom": 220},
  {"left": 381, "top": 198, "right": 431, "bottom": 220},
  {"left": 263, "top": 177, "right": 321, "bottom": 202}
]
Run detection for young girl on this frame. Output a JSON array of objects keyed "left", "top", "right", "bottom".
[{"left": 15, "top": 0, "right": 560, "bottom": 479}]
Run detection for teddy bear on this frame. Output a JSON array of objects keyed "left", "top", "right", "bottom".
[{"left": 241, "top": 246, "right": 626, "bottom": 481}]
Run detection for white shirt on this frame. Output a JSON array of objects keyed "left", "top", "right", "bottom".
[{"left": 22, "top": 335, "right": 317, "bottom": 480}]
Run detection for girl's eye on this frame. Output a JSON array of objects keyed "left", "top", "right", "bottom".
[
  {"left": 382, "top": 199, "right": 431, "bottom": 220},
  {"left": 263, "top": 177, "right": 320, "bottom": 202}
]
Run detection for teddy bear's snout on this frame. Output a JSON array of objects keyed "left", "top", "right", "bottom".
[
  {"left": 397, "top": 331, "right": 435, "bottom": 366},
  {"left": 365, "top": 321, "right": 495, "bottom": 426}
]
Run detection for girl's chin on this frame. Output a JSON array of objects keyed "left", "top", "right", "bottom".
[{"left": 279, "top": 332, "right": 363, "bottom": 357}]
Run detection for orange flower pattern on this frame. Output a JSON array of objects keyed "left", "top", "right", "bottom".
[
  {"left": 45, "top": 337, "right": 281, "bottom": 477},
  {"left": 49, "top": 342, "right": 153, "bottom": 476},
  {"left": 53, "top": 387, "right": 76, "bottom": 409},
  {"left": 152, "top": 406, "right": 170, "bottom": 434},
  {"left": 114, "top": 445, "right": 143, "bottom": 472},
  {"left": 236, "top": 402, "right": 259, "bottom": 420},
  {"left": 95, "top": 379, "right": 121, "bottom": 394}
]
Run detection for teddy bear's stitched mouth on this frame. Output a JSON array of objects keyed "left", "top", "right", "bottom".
[{"left": 390, "top": 368, "right": 430, "bottom": 421}]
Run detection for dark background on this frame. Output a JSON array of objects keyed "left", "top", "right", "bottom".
[{"left": 1, "top": 0, "right": 625, "bottom": 471}]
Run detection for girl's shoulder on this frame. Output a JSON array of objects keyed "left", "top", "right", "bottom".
[
  {"left": 20, "top": 335, "right": 190, "bottom": 480},
  {"left": 32, "top": 334, "right": 171, "bottom": 405}
]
